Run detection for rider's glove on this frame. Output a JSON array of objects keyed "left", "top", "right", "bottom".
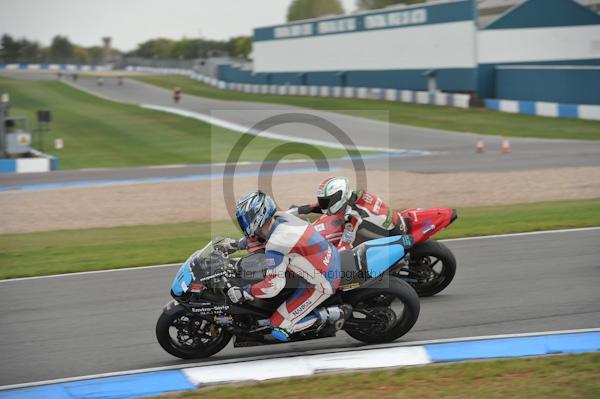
[
  {"left": 343, "top": 206, "right": 353, "bottom": 223},
  {"left": 227, "top": 286, "right": 254, "bottom": 303},
  {"left": 297, "top": 205, "right": 312, "bottom": 215},
  {"left": 237, "top": 237, "right": 248, "bottom": 250},
  {"left": 287, "top": 206, "right": 300, "bottom": 216},
  {"left": 218, "top": 238, "right": 239, "bottom": 254}
]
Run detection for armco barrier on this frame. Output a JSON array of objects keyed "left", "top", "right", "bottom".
[
  {"left": 124, "top": 66, "right": 471, "bottom": 109},
  {"left": 0, "top": 63, "right": 109, "bottom": 72},
  {"left": 1, "top": 329, "right": 598, "bottom": 399},
  {"left": 485, "top": 99, "right": 600, "bottom": 121}
]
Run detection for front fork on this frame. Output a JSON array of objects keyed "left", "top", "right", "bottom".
[{"left": 390, "top": 256, "right": 421, "bottom": 284}]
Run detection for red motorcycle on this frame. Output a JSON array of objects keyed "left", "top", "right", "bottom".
[
  {"left": 251, "top": 207, "right": 458, "bottom": 297},
  {"left": 313, "top": 208, "right": 457, "bottom": 296}
]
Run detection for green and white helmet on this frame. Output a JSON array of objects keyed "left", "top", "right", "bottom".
[{"left": 316, "top": 176, "right": 351, "bottom": 215}]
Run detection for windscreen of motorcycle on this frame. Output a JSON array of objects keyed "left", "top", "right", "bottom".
[
  {"left": 170, "top": 241, "right": 227, "bottom": 297},
  {"left": 188, "top": 250, "right": 228, "bottom": 281}
]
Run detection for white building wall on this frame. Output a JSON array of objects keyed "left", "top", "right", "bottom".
[
  {"left": 478, "top": 24, "right": 600, "bottom": 63},
  {"left": 253, "top": 21, "right": 477, "bottom": 72}
]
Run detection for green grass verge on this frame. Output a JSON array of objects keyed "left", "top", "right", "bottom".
[
  {"left": 0, "top": 199, "right": 598, "bottom": 280},
  {"left": 0, "top": 77, "right": 351, "bottom": 169},
  {"left": 133, "top": 75, "right": 600, "bottom": 141},
  {"left": 160, "top": 353, "right": 600, "bottom": 399},
  {"left": 434, "top": 198, "right": 600, "bottom": 238}
]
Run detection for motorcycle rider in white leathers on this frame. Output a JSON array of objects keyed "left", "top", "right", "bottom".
[{"left": 227, "top": 191, "right": 350, "bottom": 342}]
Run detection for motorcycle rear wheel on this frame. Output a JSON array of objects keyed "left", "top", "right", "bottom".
[
  {"left": 344, "top": 276, "right": 420, "bottom": 344},
  {"left": 156, "top": 305, "right": 232, "bottom": 359}
]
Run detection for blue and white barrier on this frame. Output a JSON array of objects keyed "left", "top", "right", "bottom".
[
  {"left": 125, "top": 66, "right": 471, "bottom": 109},
  {"left": 0, "top": 153, "right": 58, "bottom": 174},
  {"left": 1, "top": 329, "right": 598, "bottom": 399},
  {"left": 0, "top": 63, "right": 109, "bottom": 72},
  {"left": 485, "top": 99, "right": 600, "bottom": 121},
  {"left": 124, "top": 65, "right": 195, "bottom": 77}
]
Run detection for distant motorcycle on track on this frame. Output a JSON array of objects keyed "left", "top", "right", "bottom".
[{"left": 156, "top": 237, "right": 420, "bottom": 359}]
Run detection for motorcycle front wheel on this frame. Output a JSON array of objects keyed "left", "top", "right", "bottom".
[
  {"left": 343, "top": 276, "right": 420, "bottom": 344},
  {"left": 405, "top": 240, "right": 456, "bottom": 297},
  {"left": 156, "top": 305, "right": 232, "bottom": 359}
]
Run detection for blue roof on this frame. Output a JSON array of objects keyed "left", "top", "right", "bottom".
[
  {"left": 254, "top": 0, "right": 476, "bottom": 41},
  {"left": 484, "top": 0, "right": 600, "bottom": 30}
]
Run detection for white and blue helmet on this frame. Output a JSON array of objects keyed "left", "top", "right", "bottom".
[{"left": 235, "top": 191, "right": 277, "bottom": 238}]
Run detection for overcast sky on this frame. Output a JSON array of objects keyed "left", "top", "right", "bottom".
[{"left": 1, "top": 0, "right": 358, "bottom": 51}]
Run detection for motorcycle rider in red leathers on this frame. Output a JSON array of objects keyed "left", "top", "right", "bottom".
[{"left": 296, "top": 176, "right": 410, "bottom": 250}]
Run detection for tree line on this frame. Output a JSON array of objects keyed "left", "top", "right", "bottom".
[
  {"left": 128, "top": 36, "right": 252, "bottom": 60},
  {"left": 0, "top": 33, "right": 252, "bottom": 64},
  {"left": 288, "top": 0, "right": 425, "bottom": 21},
  {"left": 0, "top": 34, "right": 104, "bottom": 64},
  {"left": 1, "top": 0, "right": 420, "bottom": 63}
]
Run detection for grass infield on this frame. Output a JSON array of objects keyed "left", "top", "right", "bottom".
[
  {"left": 0, "top": 77, "right": 352, "bottom": 169},
  {"left": 0, "top": 198, "right": 598, "bottom": 279},
  {"left": 134, "top": 75, "right": 600, "bottom": 141}
]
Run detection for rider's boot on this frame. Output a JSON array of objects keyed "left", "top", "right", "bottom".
[
  {"left": 270, "top": 327, "right": 291, "bottom": 342},
  {"left": 269, "top": 305, "right": 352, "bottom": 342},
  {"left": 270, "top": 313, "right": 318, "bottom": 342}
]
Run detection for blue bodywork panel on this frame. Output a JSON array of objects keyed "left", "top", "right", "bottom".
[
  {"left": 365, "top": 236, "right": 401, "bottom": 246},
  {"left": 364, "top": 236, "right": 406, "bottom": 278},
  {"left": 171, "top": 262, "right": 193, "bottom": 297}
]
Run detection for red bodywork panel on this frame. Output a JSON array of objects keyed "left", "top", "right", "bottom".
[
  {"left": 311, "top": 207, "right": 457, "bottom": 246},
  {"left": 248, "top": 207, "right": 457, "bottom": 253},
  {"left": 400, "top": 208, "right": 457, "bottom": 244}
]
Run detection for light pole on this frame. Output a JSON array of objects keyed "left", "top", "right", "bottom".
[{"left": 0, "top": 93, "right": 10, "bottom": 158}]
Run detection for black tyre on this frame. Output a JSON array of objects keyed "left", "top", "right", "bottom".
[
  {"left": 156, "top": 305, "right": 232, "bottom": 359},
  {"left": 344, "top": 276, "right": 420, "bottom": 344},
  {"left": 404, "top": 240, "right": 456, "bottom": 297}
]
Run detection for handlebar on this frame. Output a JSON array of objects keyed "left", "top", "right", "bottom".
[{"left": 197, "top": 270, "right": 228, "bottom": 282}]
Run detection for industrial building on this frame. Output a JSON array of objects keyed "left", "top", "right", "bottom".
[{"left": 217, "top": 0, "right": 600, "bottom": 106}]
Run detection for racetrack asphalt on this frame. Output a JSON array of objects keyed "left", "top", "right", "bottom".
[
  {"left": 0, "top": 228, "right": 598, "bottom": 386},
  {"left": 1, "top": 71, "right": 600, "bottom": 188}
]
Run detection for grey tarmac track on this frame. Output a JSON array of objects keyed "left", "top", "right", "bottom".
[
  {"left": 1, "top": 71, "right": 600, "bottom": 188},
  {"left": 72, "top": 77, "right": 600, "bottom": 169},
  {"left": 0, "top": 229, "right": 599, "bottom": 386}
]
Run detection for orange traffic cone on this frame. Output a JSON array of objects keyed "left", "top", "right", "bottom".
[
  {"left": 476, "top": 139, "right": 485, "bottom": 153},
  {"left": 501, "top": 137, "right": 512, "bottom": 154}
]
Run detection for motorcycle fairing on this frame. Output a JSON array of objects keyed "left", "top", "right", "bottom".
[
  {"left": 171, "top": 262, "right": 194, "bottom": 297},
  {"left": 362, "top": 236, "right": 406, "bottom": 278},
  {"left": 401, "top": 208, "right": 457, "bottom": 243}
]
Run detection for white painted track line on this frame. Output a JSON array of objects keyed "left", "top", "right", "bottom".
[{"left": 441, "top": 226, "right": 600, "bottom": 242}]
